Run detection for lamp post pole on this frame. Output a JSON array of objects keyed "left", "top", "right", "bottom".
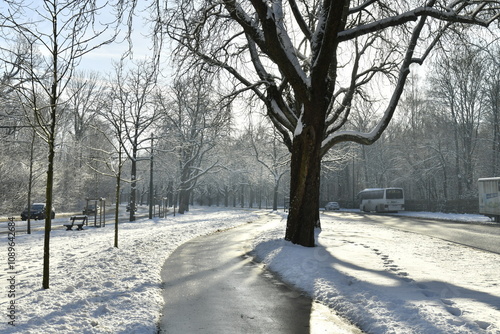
[{"left": 149, "top": 133, "right": 154, "bottom": 219}]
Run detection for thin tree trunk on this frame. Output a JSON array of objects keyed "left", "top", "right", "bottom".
[
  {"left": 114, "top": 147, "right": 123, "bottom": 248},
  {"left": 129, "top": 158, "right": 137, "bottom": 221},
  {"left": 43, "top": 139, "right": 55, "bottom": 289},
  {"left": 43, "top": 89, "right": 57, "bottom": 289},
  {"left": 42, "top": 42, "right": 59, "bottom": 288}
]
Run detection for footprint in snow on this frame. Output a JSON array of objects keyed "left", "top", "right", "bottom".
[
  {"left": 445, "top": 305, "right": 462, "bottom": 316},
  {"left": 475, "top": 320, "right": 491, "bottom": 330},
  {"left": 441, "top": 298, "right": 454, "bottom": 306}
]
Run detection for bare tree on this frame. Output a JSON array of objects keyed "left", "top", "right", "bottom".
[
  {"left": 159, "top": 0, "right": 500, "bottom": 246},
  {"left": 159, "top": 72, "right": 231, "bottom": 214},
  {"left": 0, "top": 37, "right": 35, "bottom": 100},
  {"left": 250, "top": 124, "right": 289, "bottom": 211},
  {"left": 484, "top": 47, "right": 500, "bottom": 176},
  {"left": 0, "top": 38, "right": 45, "bottom": 215},
  {"left": 92, "top": 90, "right": 128, "bottom": 248},
  {"left": 54, "top": 71, "right": 109, "bottom": 205},
  {"left": 66, "top": 71, "right": 105, "bottom": 141},
  {"left": 430, "top": 44, "right": 486, "bottom": 197},
  {"left": 111, "top": 59, "right": 161, "bottom": 221},
  {"left": 1, "top": 0, "right": 118, "bottom": 288}
]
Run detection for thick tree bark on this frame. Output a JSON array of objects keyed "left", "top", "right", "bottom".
[
  {"left": 178, "top": 188, "right": 190, "bottom": 214},
  {"left": 272, "top": 183, "right": 279, "bottom": 211},
  {"left": 285, "top": 125, "right": 322, "bottom": 247},
  {"left": 285, "top": 101, "right": 325, "bottom": 247},
  {"left": 178, "top": 159, "right": 193, "bottom": 214}
]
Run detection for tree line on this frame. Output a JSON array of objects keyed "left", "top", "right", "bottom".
[
  {"left": 3, "top": 38, "right": 499, "bottom": 217},
  {"left": 0, "top": 63, "right": 290, "bottom": 215},
  {"left": 321, "top": 40, "right": 500, "bottom": 212}
]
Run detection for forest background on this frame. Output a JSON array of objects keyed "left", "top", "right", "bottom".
[{"left": 1, "top": 2, "right": 499, "bottom": 217}]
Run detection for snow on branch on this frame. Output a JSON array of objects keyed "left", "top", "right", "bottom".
[
  {"left": 349, "top": 0, "right": 379, "bottom": 15},
  {"left": 179, "top": 159, "right": 221, "bottom": 191},
  {"left": 339, "top": 2, "right": 500, "bottom": 43},
  {"left": 321, "top": 4, "right": 432, "bottom": 156},
  {"left": 225, "top": 0, "right": 309, "bottom": 98}
]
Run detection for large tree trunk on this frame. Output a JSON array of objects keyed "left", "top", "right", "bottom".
[
  {"left": 285, "top": 110, "right": 323, "bottom": 247},
  {"left": 272, "top": 182, "right": 279, "bottom": 211},
  {"left": 178, "top": 188, "right": 190, "bottom": 214}
]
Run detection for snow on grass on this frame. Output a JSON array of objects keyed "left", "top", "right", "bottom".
[
  {"left": 386, "top": 210, "right": 494, "bottom": 224},
  {"left": 252, "top": 211, "right": 500, "bottom": 334},
  {"left": 0, "top": 207, "right": 260, "bottom": 334}
]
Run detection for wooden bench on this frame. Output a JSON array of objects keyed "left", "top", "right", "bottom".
[{"left": 63, "top": 215, "right": 88, "bottom": 231}]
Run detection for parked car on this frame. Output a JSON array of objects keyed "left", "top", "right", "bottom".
[
  {"left": 83, "top": 204, "right": 99, "bottom": 215},
  {"left": 21, "top": 203, "right": 55, "bottom": 220},
  {"left": 325, "top": 202, "right": 340, "bottom": 211}
]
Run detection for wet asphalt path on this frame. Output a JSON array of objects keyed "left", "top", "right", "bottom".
[{"left": 158, "top": 214, "right": 362, "bottom": 334}]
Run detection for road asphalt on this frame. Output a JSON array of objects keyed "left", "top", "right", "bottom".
[{"left": 158, "top": 213, "right": 363, "bottom": 334}]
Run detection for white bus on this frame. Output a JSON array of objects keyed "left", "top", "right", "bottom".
[
  {"left": 478, "top": 177, "right": 500, "bottom": 222},
  {"left": 357, "top": 188, "right": 405, "bottom": 213}
]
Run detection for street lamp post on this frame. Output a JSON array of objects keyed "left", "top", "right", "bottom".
[{"left": 149, "top": 133, "right": 154, "bottom": 219}]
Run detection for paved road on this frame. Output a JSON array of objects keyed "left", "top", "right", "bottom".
[
  {"left": 158, "top": 215, "right": 362, "bottom": 334},
  {"left": 328, "top": 211, "right": 500, "bottom": 254}
]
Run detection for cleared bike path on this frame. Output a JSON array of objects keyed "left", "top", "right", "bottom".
[{"left": 158, "top": 213, "right": 362, "bottom": 333}]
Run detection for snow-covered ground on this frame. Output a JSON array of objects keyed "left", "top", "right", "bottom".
[
  {"left": 253, "top": 210, "right": 500, "bottom": 334},
  {"left": 385, "top": 210, "right": 494, "bottom": 224},
  {"left": 1, "top": 207, "right": 499, "bottom": 333},
  {"left": 0, "top": 208, "right": 260, "bottom": 333}
]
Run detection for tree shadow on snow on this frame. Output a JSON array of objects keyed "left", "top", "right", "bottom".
[{"left": 253, "top": 237, "right": 500, "bottom": 333}]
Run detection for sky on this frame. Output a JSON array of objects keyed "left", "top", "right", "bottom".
[
  {"left": 77, "top": 9, "right": 159, "bottom": 76},
  {"left": 0, "top": 1, "right": 159, "bottom": 76}
]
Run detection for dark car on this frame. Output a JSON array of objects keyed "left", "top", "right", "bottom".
[
  {"left": 83, "top": 204, "right": 99, "bottom": 215},
  {"left": 21, "top": 203, "right": 55, "bottom": 220}
]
